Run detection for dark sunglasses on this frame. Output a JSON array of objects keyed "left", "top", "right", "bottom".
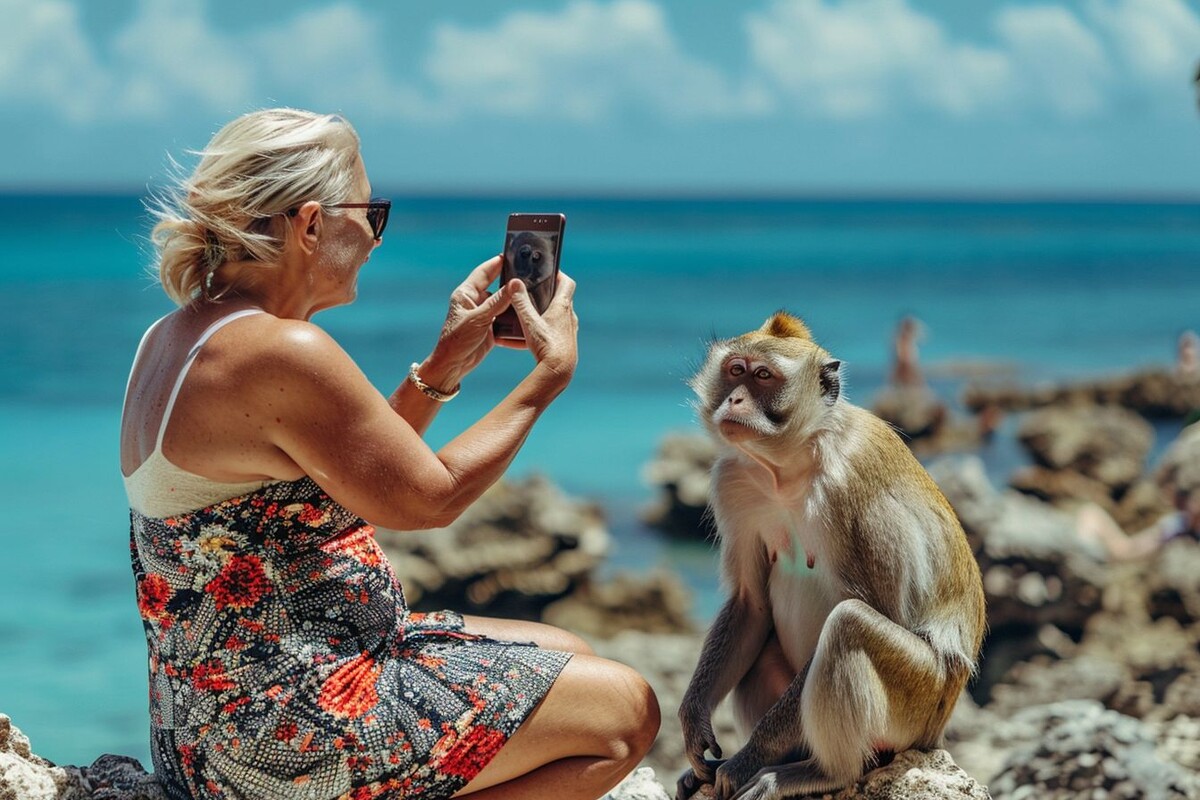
[{"left": 287, "top": 198, "right": 391, "bottom": 240}]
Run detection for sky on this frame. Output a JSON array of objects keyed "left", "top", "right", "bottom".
[{"left": 3, "top": 0, "right": 1200, "bottom": 195}]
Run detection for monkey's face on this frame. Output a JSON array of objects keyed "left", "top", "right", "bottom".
[
  {"left": 507, "top": 232, "right": 556, "bottom": 286},
  {"left": 692, "top": 313, "right": 842, "bottom": 451}
]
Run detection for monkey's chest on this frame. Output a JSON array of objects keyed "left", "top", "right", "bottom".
[{"left": 767, "top": 528, "right": 841, "bottom": 668}]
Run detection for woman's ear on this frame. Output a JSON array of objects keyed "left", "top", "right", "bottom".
[{"left": 291, "top": 201, "right": 323, "bottom": 255}]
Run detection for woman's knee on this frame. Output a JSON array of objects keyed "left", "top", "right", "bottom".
[{"left": 601, "top": 659, "right": 661, "bottom": 762}]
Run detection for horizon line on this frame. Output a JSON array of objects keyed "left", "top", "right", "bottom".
[{"left": 4, "top": 184, "right": 1200, "bottom": 204}]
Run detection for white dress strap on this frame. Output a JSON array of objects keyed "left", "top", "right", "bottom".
[{"left": 155, "top": 309, "right": 264, "bottom": 450}]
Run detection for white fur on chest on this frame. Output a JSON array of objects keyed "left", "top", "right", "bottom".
[{"left": 764, "top": 504, "right": 842, "bottom": 673}]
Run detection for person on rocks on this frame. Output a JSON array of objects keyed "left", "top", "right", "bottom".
[
  {"left": 1075, "top": 422, "right": 1200, "bottom": 561},
  {"left": 121, "top": 108, "right": 659, "bottom": 800}
]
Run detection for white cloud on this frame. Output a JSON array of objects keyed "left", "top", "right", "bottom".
[
  {"left": 0, "top": 0, "right": 429, "bottom": 123},
  {"left": 0, "top": 0, "right": 111, "bottom": 122},
  {"left": 4, "top": 0, "right": 1198, "bottom": 128},
  {"left": 110, "top": 0, "right": 254, "bottom": 117},
  {"left": 745, "top": 0, "right": 1200, "bottom": 120},
  {"left": 254, "top": 4, "right": 433, "bottom": 119},
  {"left": 1086, "top": 0, "right": 1200, "bottom": 81},
  {"left": 994, "top": 4, "right": 1109, "bottom": 116},
  {"left": 423, "top": 0, "right": 769, "bottom": 121},
  {"left": 745, "top": 0, "right": 1013, "bottom": 118}
]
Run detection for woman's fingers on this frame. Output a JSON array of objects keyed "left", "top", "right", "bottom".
[{"left": 462, "top": 255, "right": 504, "bottom": 299}]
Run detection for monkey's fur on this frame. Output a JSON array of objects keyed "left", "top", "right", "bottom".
[{"left": 676, "top": 312, "right": 985, "bottom": 800}]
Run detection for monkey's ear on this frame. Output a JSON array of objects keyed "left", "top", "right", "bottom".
[
  {"left": 820, "top": 360, "right": 842, "bottom": 405},
  {"left": 761, "top": 312, "right": 811, "bottom": 340}
]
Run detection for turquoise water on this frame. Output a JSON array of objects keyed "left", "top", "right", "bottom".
[{"left": 1, "top": 193, "right": 1198, "bottom": 765}]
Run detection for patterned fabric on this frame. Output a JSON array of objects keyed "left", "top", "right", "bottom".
[{"left": 130, "top": 477, "right": 571, "bottom": 800}]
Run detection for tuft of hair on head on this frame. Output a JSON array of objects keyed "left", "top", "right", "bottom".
[{"left": 759, "top": 311, "right": 811, "bottom": 340}]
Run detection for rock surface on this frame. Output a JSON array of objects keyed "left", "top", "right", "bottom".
[
  {"left": 987, "top": 701, "right": 1198, "bottom": 800},
  {"left": 963, "top": 367, "right": 1200, "bottom": 419},
  {"left": 378, "top": 475, "right": 696, "bottom": 635},
  {"left": 0, "top": 714, "right": 165, "bottom": 800},
  {"left": 604, "top": 751, "right": 990, "bottom": 800},
  {"left": 929, "top": 456, "right": 1109, "bottom": 697},
  {"left": 640, "top": 432, "right": 717, "bottom": 539}
]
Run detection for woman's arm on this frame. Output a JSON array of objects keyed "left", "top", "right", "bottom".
[{"left": 248, "top": 273, "right": 578, "bottom": 531}]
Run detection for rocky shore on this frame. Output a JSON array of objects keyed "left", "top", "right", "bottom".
[{"left": 6, "top": 368, "right": 1200, "bottom": 799}]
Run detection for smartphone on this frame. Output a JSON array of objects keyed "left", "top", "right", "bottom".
[{"left": 492, "top": 213, "right": 566, "bottom": 342}]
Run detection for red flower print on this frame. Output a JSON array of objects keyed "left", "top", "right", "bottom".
[
  {"left": 205, "top": 555, "right": 271, "bottom": 611},
  {"left": 191, "top": 660, "right": 236, "bottom": 692},
  {"left": 319, "top": 524, "right": 381, "bottom": 566},
  {"left": 275, "top": 721, "right": 298, "bottom": 742},
  {"left": 137, "top": 573, "right": 173, "bottom": 620},
  {"left": 437, "top": 725, "right": 508, "bottom": 780},
  {"left": 318, "top": 653, "right": 381, "bottom": 719}
]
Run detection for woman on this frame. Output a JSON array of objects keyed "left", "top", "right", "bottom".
[{"left": 120, "top": 108, "right": 659, "bottom": 800}]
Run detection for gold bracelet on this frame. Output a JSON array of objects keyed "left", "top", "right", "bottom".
[{"left": 408, "top": 362, "right": 460, "bottom": 402}]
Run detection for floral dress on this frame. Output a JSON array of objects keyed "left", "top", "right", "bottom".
[{"left": 130, "top": 476, "right": 571, "bottom": 800}]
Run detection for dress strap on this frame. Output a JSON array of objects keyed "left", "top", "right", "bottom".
[{"left": 155, "top": 309, "right": 265, "bottom": 451}]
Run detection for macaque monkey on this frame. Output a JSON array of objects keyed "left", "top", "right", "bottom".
[{"left": 676, "top": 312, "right": 985, "bottom": 800}]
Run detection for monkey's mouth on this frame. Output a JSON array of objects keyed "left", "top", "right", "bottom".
[{"left": 718, "top": 418, "right": 764, "bottom": 441}]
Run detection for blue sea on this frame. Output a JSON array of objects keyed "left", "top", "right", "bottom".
[{"left": 1, "top": 193, "right": 1198, "bottom": 766}]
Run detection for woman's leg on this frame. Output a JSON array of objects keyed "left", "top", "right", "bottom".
[
  {"left": 461, "top": 614, "right": 596, "bottom": 656},
  {"left": 449, "top": 621, "right": 660, "bottom": 800}
]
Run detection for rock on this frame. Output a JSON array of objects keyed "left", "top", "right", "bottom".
[
  {"left": 378, "top": 475, "right": 612, "bottom": 620},
  {"left": 640, "top": 432, "right": 717, "bottom": 539},
  {"left": 0, "top": 714, "right": 164, "bottom": 800},
  {"left": 542, "top": 570, "right": 696, "bottom": 638},
  {"left": 929, "top": 456, "right": 1110, "bottom": 701},
  {"left": 1146, "top": 538, "right": 1200, "bottom": 627},
  {"left": 603, "top": 767, "right": 672, "bottom": 800},
  {"left": 872, "top": 386, "right": 948, "bottom": 441},
  {"left": 652, "top": 750, "right": 989, "bottom": 800},
  {"left": 988, "top": 655, "right": 1127, "bottom": 717},
  {"left": 963, "top": 367, "right": 1200, "bottom": 420},
  {"left": 828, "top": 749, "right": 991, "bottom": 800},
  {"left": 988, "top": 700, "right": 1198, "bottom": 799},
  {"left": 1015, "top": 405, "right": 1154, "bottom": 496}
]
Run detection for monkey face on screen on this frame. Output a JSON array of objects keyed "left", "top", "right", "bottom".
[{"left": 505, "top": 230, "right": 558, "bottom": 312}]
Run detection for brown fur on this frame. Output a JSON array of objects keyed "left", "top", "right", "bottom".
[{"left": 677, "top": 312, "right": 985, "bottom": 800}]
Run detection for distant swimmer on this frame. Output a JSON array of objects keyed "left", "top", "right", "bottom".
[{"left": 889, "top": 315, "right": 925, "bottom": 387}]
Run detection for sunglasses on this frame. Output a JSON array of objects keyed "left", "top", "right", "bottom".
[{"left": 287, "top": 198, "right": 392, "bottom": 240}]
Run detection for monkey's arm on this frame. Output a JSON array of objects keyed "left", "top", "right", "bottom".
[{"left": 679, "top": 587, "right": 773, "bottom": 779}]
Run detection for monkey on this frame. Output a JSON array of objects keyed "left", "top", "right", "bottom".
[
  {"left": 676, "top": 312, "right": 985, "bottom": 800},
  {"left": 506, "top": 230, "right": 558, "bottom": 312}
]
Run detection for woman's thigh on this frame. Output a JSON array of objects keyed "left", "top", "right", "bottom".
[
  {"left": 461, "top": 614, "right": 595, "bottom": 655},
  {"left": 454, "top": 653, "right": 660, "bottom": 795}
]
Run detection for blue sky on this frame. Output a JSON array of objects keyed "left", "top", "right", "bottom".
[{"left": 4, "top": 0, "right": 1200, "bottom": 194}]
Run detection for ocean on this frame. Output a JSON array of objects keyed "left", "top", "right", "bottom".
[{"left": 1, "top": 193, "right": 1197, "bottom": 766}]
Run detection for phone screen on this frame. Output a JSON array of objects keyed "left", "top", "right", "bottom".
[{"left": 492, "top": 213, "right": 566, "bottom": 342}]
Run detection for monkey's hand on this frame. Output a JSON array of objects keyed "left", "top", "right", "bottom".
[
  {"left": 675, "top": 764, "right": 722, "bottom": 800},
  {"left": 679, "top": 703, "right": 723, "bottom": 781},
  {"left": 713, "top": 747, "right": 766, "bottom": 800}
]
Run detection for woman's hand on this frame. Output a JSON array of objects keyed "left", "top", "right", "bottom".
[
  {"left": 508, "top": 270, "right": 578, "bottom": 386},
  {"left": 420, "top": 256, "right": 514, "bottom": 390}
]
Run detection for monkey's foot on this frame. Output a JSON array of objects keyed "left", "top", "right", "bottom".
[{"left": 729, "top": 759, "right": 843, "bottom": 800}]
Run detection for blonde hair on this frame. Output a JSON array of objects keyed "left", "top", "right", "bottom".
[{"left": 148, "top": 108, "right": 361, "bottom": 304}]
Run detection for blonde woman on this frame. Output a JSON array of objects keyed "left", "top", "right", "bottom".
[{"left": 121, "top": 108, "right": 658, "bottom": 800}]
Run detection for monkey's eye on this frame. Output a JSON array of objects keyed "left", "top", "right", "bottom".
[
  {"left": 754, "top": 367, "right": 772, "bottom": 380},
  {"left": 729, "top": 363, "right": 745, "bottom": 377},
  {"left": 531, "top": 251, "right": 542, "bottom": 262}
]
